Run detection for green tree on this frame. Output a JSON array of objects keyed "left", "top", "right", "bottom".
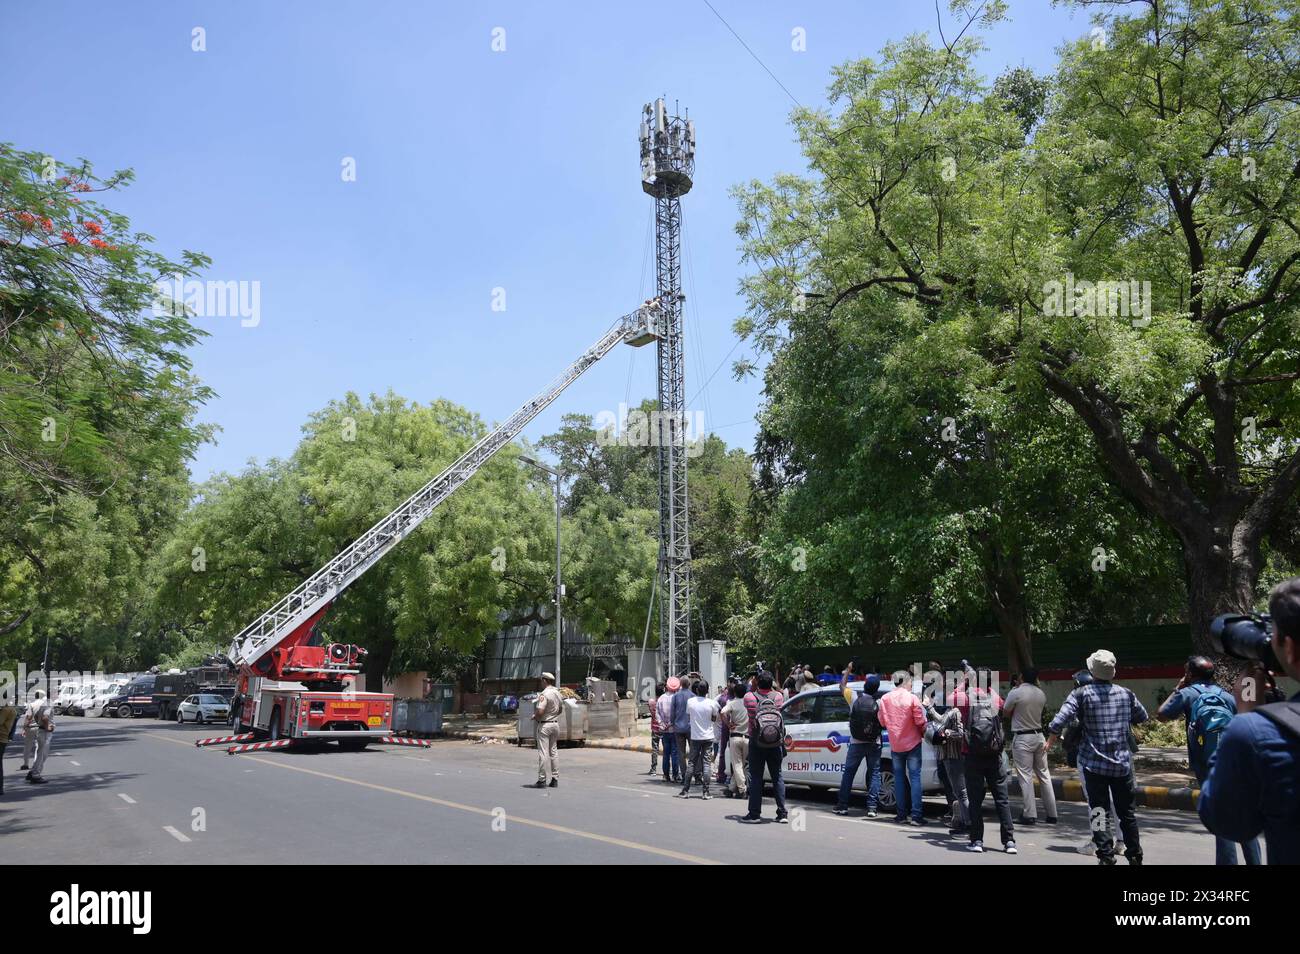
[
  {"left": 540, "top": 405, "right": 759, "bottom": 650},
  {"left": 1, "top": 145, "right": 210, "bottom": 668},
  {"left": 733, "top": 0, "right": 1300, "bottom": 656},
  {"left": 150, "top": 392, "right": 556, "bottom": 687}
]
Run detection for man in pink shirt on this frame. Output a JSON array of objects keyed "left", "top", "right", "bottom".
[
  {"left": 951, "top": 670, "right": 1015, "bottom": 854},
  {"left": 878, "top": 671, "right": 928, "bottom": 824}
]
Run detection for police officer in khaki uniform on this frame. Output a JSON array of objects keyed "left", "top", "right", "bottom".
[{"left": 531, "top": 673, "right": 564, "bottom": 789}]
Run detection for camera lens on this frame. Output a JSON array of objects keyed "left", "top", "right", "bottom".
[{"left": 1210, "top": 613, "right": 1281, "bottom": 672}]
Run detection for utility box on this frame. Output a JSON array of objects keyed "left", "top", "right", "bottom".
[
  {"left": 697, "top": 640, "right": 728, "bottom": 692},
  {"left": 517, "top": 696, "right": 586, "bottom": 743},
  {"left": 393, "top": 698, "right": 441, "bottom": 735}
]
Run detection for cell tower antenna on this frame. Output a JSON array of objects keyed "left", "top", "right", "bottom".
[{"left": 638, "top": 97, "right": 695, "bottom": 677}]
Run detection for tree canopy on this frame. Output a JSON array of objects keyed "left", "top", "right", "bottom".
[
  {"left": 1, "top": 145, "right": 210, "bottom": 672},
  {"left": 733, "top": 0, "right": 1300, "bottom": 661}
]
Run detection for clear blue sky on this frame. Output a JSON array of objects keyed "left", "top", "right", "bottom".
[{"left": 1, "top": 0, "right": 1092, "bottom": 481}]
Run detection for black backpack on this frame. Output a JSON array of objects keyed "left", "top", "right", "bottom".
[
  {"left": 849, "top": 692, "right": 882, "bottom": 743},
  {"left": 966, "top": 693, "right": 1004, "bottom": 756}
]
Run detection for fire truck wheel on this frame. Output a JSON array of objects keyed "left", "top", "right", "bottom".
[{"left": 268, "top": 707, "right": 282, "bottom": 741}]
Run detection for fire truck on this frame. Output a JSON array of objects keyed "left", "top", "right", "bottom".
[{"left": 199, "top": 303, "right": 661, "bottom": 755}]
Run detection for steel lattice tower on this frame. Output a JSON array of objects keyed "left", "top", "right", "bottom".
[{"left": 639, "top": 98, "right": 695, "bottom": 677}]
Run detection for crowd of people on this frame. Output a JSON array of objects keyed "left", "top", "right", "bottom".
[{"left": 631, "top": 577, "right": 1300, "bottom": 865}]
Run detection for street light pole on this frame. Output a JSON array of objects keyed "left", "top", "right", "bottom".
[{"left": 520, "top": 455, "right": 566, "bottom": 685}]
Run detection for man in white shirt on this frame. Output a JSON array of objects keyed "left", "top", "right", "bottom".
[
  {"left": 22, "top": 689, "right": 54, "bottom": 784},
  {"left": 676, "top": 680, "right": 719, "bottom": 799},
  {"left": 1004, "top": 669, "right": 1057, "bottom": 824}
]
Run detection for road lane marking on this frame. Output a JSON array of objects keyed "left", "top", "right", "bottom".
[
  {"left": 608, "top": 785, "right": 665, "bottom": 797},
  {"left": 117, "top": 793, "right": 136, "bottom": 804},
  {"left": 163, "top": 826, "right": 191, "bottom": 843},
  {"left": 148, "top": 731, "right": 714, "bottom": 863},
  {"left": 69, "top": 760, "right": 80, "bottom": 766},
  {"left": 239, "top": 754, "right": 718, "bottom": 864}
]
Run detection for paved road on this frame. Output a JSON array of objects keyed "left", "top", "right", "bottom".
[{"left": 0, "top": 716, "right": 1216, "bottom": 864}]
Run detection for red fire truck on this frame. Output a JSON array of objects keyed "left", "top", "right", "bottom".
[{"left": 197, "top": 303, "right": 661, "bottom": 756}]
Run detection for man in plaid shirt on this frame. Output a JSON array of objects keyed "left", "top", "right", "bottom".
[{"left": 1046, "top": 649, "right": 1149, "bottom": 865}]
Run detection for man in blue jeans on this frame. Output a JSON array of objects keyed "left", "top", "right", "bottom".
[
  {"left": 740, "top": 671, "right": 788, "bottom": 823},
  {"left": 877, "top": 670, "right": 927, "bottom": 824},
  {"left": 671, "top": 673, "right": 694, "bottom": 776},
  {"left": 834, "top": 669, "right": 883, "bottom": 816}
]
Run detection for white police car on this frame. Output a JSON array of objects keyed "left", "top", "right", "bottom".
[{"left": 780, "top": 682, "right": 944, "bottom": 811}]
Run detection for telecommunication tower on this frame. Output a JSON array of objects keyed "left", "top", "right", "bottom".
[{"left": 639, "top": 98, "right": 695, "bottom": 676}]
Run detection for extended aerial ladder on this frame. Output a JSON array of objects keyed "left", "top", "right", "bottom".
[{"left": 196, "top": 303, "right": 662, "bottom": 754}]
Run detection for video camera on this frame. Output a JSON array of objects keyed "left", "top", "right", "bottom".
[{"left": 1210, "top": 612, "right": 1281, "bottom": 672}]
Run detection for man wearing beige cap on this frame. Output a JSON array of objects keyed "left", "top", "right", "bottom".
[
  {"left": 531, "top": 672, "right": 564, "bottom": 789},
  {"left": 1046, "top": 649, "right": 1149, "bottom": 864}
]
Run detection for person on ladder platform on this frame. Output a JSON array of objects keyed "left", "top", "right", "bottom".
[{"left": 532, "top": 672, "right": 563, "bottom": 789}]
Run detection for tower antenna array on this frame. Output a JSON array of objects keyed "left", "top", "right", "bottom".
[{"left": 639, "top": 97, "right": 696, "bottom": 676}]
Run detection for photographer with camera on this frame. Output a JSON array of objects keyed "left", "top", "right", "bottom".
[
  {"left": 1197, "top": 577, "right": 1300, "bottom": 864},
  {"left": 1156, "top": 656, "right": 1261, "bottom": 865}
]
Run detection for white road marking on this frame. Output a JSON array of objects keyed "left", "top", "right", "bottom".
[
  {"left": 117, "top": 793, "right": 136, "bottom": 804},
  {"left": 163, "top": 826, "right": 191, "bottom": 843},
  {"left": 69, "top": 760, "right": 80, "bottom": 766},
  {"left": 607, "top": 785, "right": 659, "bottom": 797}
]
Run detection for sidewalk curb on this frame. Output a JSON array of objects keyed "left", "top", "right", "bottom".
[
  {"left": 585, "top": 738, "right": 654, "bottom": 754},
  {"left": 1047, "top": 777, "right": 1201, "bottom": 812},
  {"left": 435, "top": 732, "right": 1202, "bottom": 813}
]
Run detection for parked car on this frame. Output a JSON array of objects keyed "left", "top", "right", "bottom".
[
  {"left": 110, "top": 675, "right": 158, "bottom": 718},
  {"left": 66, "top": 683, "right": 99, "bottom": 716},
  {"left": 153, "top": 664, "right": 236, "bottom": 720},
  {"left": 778, "top": 682, "right": 944, "bottom": 812},
  {"left": 54, "top": 681, "right": 83, "bottom": 714},
  {"left": 175, "top": 693, "right": 231, "bottom": 725},
  {"left": 84, "top": 683, "right": 125, "bottom": 717}
]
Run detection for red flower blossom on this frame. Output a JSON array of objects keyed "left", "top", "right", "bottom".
[
  {"left": 90, "top": 238, "right": 110, "bottom": 249},
  {"left": 61, "top": 230, "right": 79, "bottom": 245},
  {"left": 84, "top": 220, "right": 103, "bottom": 235},
  {"left": 39, "top": 217, "right": 53, "bottom": 232},
  {"left": 73, "top": 183, "right": 92, "bottom": 192}
]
